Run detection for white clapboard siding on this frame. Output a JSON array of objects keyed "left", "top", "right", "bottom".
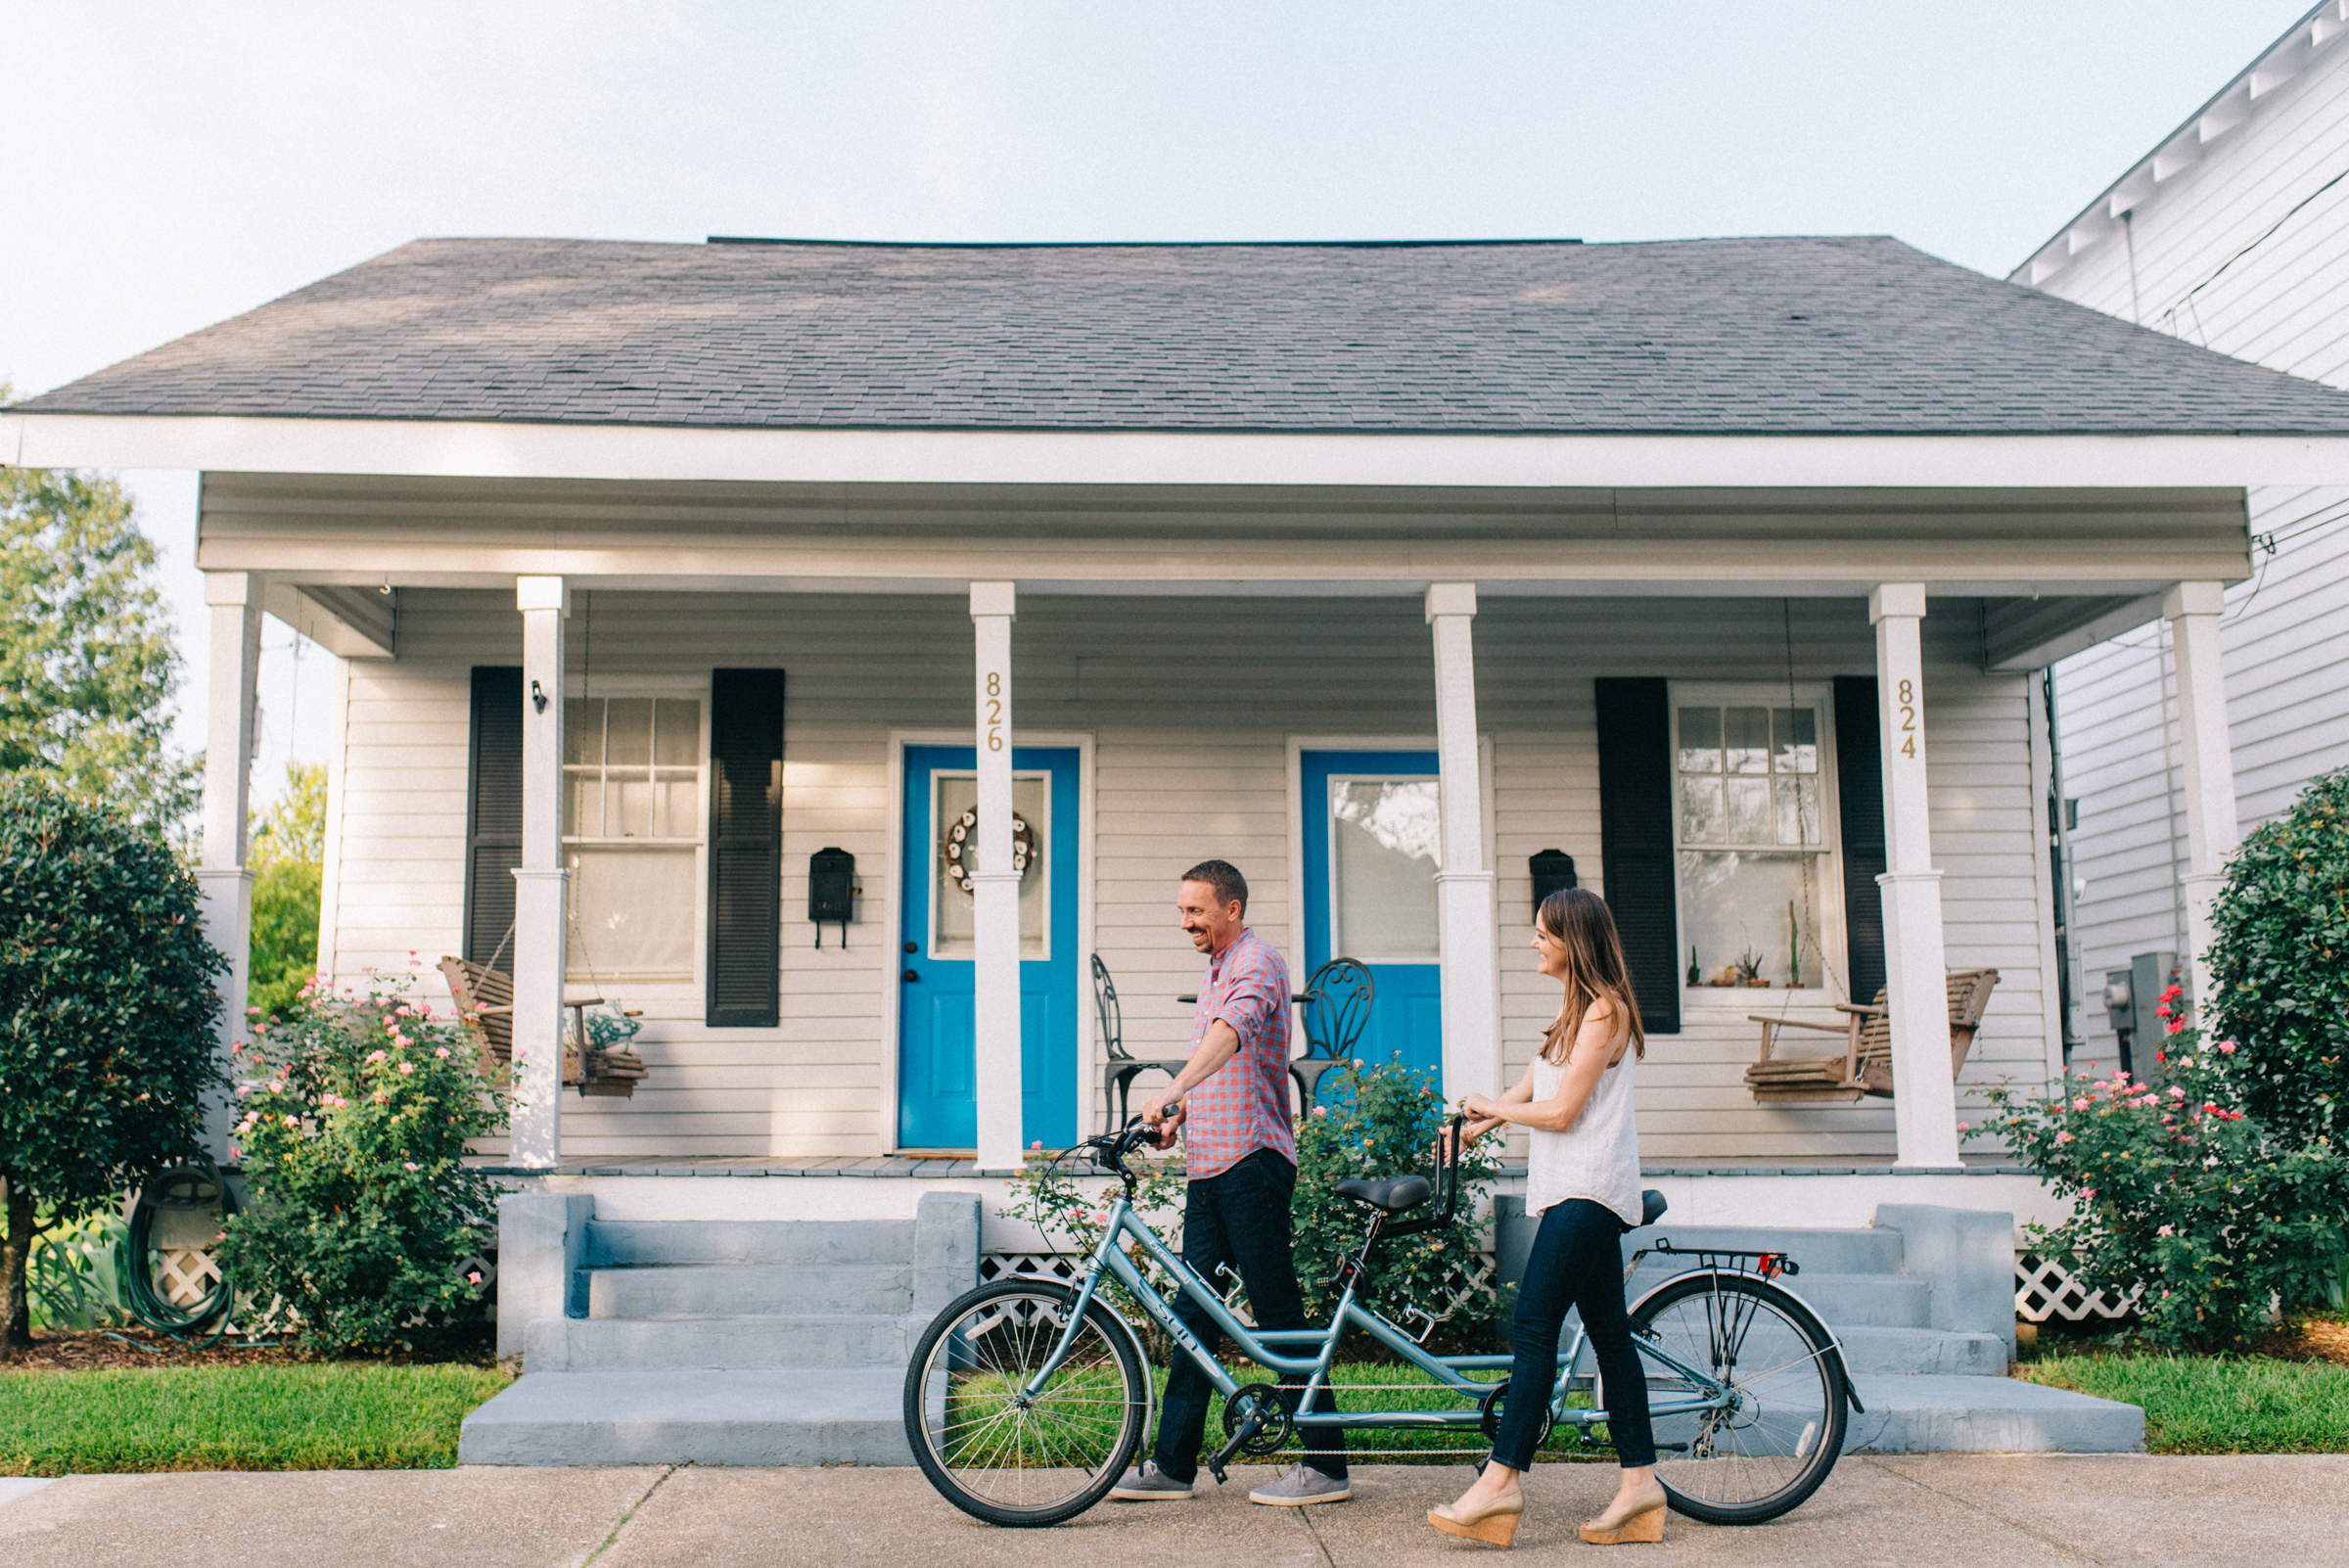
[
  {"left": 2022, "top": 14, "right": 2349, "bottom": 1063},
  {"left": 329, "top": 589, "right": 2048, "bottom": 1160}
]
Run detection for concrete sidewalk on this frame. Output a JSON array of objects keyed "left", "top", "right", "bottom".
[{"left": 3, "top": 1457, "right": 2344, "bottom": 1568}]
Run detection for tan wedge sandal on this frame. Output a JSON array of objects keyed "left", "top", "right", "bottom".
[
  {"left": 1427, "top": 1486, "right": 1525, "bottom": 1546},
  {"left": 1579, "top": 1478, "right": 1667, "bottom": 1545}
]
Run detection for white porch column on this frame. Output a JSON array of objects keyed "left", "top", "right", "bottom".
[
  {"left": 1427, "top": 583, "right": 1500, "bottom": 1102},
  {"left": 509, "top": 576, "right": 569, "bottom": 1171},
  {"left": 2164, "top": 581, "right": 2240, "bottom": 1007},
  {"left": 1870, "top": 583, "right": 1960, "bottom": 1169},
  {"left": 970, "top": 581, "right": 1023, "bottom": 1171},
  {"left": 198, "top": 572, "right": 262, "bottom": 1159}
]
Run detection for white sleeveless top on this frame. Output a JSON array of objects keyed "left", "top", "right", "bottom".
[{"left": 1523, "top": 1021, "right": 1643, "bottom": 1228}]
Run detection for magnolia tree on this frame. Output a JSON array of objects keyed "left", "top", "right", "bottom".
[{"left": 0, "top": 776, "right": 225, "bottom": 1351}]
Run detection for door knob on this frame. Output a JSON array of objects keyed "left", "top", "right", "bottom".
[
  {"left": 903, "top": 967, "right": 920, "bottom": 983},
  {"left": 904, "top": 941, "right": 918, "bottom": 954}
]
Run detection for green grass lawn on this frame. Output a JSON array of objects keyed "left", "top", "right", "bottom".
[
  {"left": 0, "top": 1362, "right": 512, "bottom": 1475},
  {"left": 2019, "top": 1354, "right": 2349, "bottom": 1454}
]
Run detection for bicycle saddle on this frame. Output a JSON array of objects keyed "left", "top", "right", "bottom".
[
  {"left": 1334, "top": 1175, "right": 1431, "bottom": 1214},
  {"left": 1617, "top": 1188, "right": 1669, "bottom": 1233}
]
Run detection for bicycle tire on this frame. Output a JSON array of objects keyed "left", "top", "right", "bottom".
[
  {"left": 903, "top": 1278, "right": 1150, "bottom": 1528},
  {"left": 1626, "top": 1270, "right": 1848, "bottom": 1526}
]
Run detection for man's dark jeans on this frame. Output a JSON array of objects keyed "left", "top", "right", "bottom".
[{"left": 1153, "top": 1148, "right": 1348, "bottom": 1482}]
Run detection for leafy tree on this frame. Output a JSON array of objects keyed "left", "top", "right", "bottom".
[
  {"left": 0, "top": 774, "right": 225, "bottom": 1351},
  {"left": 249, "top": 763, "right": 327, "bottom": 1022},
  {"left": 2204, "top": 766, "right": 2349, "bottom": 1148},
  {"left": 0, "top": 423, "right": 198, "bottom": 832}
]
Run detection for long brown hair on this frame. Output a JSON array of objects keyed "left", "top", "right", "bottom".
[{"left": 1536, "top": 887, "right": 1645, "bottom": 1064}]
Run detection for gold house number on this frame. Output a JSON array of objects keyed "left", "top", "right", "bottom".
[
  {"left": 1897, "top": 678, "right": 1917, "bottom": 759},
  {"left": 985, "top": 670, "right": 1003, "bottom": 752}
]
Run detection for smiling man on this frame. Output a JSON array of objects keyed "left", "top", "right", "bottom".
[{"left": 1111, "top": 858, "right": 1350, "bottom": 1506}]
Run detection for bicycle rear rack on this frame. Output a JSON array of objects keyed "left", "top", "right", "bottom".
[{"left": 1628, "top": 1239, "right": 1801, "bottom": 1283}]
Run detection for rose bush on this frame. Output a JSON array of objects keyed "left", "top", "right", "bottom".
[
  {"left": 216, "top": 973, "right": 509, "bottom": 1352},
  {"left": 1973, "top": 983, "right": 2347, "bottom": 1348}
]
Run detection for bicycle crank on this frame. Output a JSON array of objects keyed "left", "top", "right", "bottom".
[{"left": 1206, "top": 1383, "right": 1294, "bottom": 1482}]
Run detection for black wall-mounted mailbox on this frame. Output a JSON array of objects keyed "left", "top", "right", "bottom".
[
  {"left": 1529, "top": 849, "right": 1579, "bottom": 914},
  {"left": 808, "top": 847, "right": 856, "bottom": 948}
]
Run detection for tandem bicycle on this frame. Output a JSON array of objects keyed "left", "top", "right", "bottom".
[{"left": 903, "top": 1118, "right": 1860, "bottom": 1528}]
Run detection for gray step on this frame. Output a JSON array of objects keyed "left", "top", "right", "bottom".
[
  {"left": 586, "top": 1263, "right": 910, "bottom": 1318},
  {"left": 1834, "top": 1326, "right": 2009, "bottom": 1377},
  {"left": 1846, "top": 1374, "right": 2144, "bottom": 1453},
  {"left": 458, "top": 1368, "right": 913, "bottom": 1465},
  {"left": 583, "top": 1219, "right": 916, "bottom": 1268},
  {"left": 527, "top": 1314, "right": 916, "bottom": 1372},
  {"left": 1631, "top": 1266, "right": 1932, "bottom": 1328},
  {"left": 1628, "top": 1224, "right": 1906, "bottom": 1275}
]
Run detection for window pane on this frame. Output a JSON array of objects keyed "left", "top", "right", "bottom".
[
  {"left": 1773, "top": 708, "right": 1818, "bottom": 773},
  {"left": 1678, "top": 850, "right": 1823, "bottom": 989},
  {"left": 1679, "top": 775, "right": 1725, "bottom": 843},
  {"left": 1775, "top": 775, "right": 1821, "bottom": 847},
  {"left": 1331, "top": 779, "right": 1441, "bottom": 961},
  {"left": 609, "top": 777, "right": 652, "bottom": 838},
  {"left": 654, "top": 699, "right": 701, "bottom": 766},
  {"left": 565, "top": 699, "right": 602, "bottom": 764},
  {"left": 653, "top": 773, "right": 699, "bottom": 839},
  {"left": 1725, "top": 707, "right": 1772, "bottom": 774},
  {"left": 1677, "top": 707, "right": 1722, "bottom": 773},
  {"left": 566, "top": 773, "right": 601, "bottom": 838},
  {"left": 931, "top": 773, "right": 1048, "bottom": 959},
  {"left": 1726, "top": 776, "right": 1772, "bottom": 842},
  {"left": 569, "top": 848, "right": 695, "bottom": 981},
  {"left": 604, "top": 699, "right": 654, "bottom": 768}
]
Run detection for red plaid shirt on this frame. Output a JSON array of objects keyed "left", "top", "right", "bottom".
[{"left": 1180, "top": 927, "right": 1295, "bottom": 1179}]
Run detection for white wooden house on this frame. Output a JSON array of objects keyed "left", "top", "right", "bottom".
[
  {"left": 14, "top": 233, "right": 2317, "bottom": 1456},
  {"left": 2014, "top": 0, "right": 2349, "bottom": 1069}
]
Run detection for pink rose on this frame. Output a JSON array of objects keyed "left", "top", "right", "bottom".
[
  {"left": 435, "top": 1047, "right": 451, "bottom": 1059},
  {"left": 398, "top": 1062, "right": 415, "bottom": 1075},
  {"left": 367, "top": 1050, "right": 388, "bottom": 1063},
  {"left": 2218, "top": 1041, "right": 2236, "bottom": 1054},
  {"left": 403, "top": 1162, "right": 421, "bottom": 1171},
  {"left": 2055, "top": 1131, "right": 2073, "bottom": 1143}
]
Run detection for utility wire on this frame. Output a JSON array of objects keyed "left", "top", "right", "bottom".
[{"left": 2156, "top": 165, "right": 2349, "bottom": 338}]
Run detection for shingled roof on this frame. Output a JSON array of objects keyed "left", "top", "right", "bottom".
[{"left": 21, "top": 234, "right": 2349, "bottom": 436}]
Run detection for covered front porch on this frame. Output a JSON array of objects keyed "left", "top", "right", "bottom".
[{"left": 166, "top": 471, "right": 2257, "bottom": 1182}]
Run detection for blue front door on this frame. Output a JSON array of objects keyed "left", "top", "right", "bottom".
[
  {"left": 1301, "top": 750, "right": 1445, "bottom": 1086},
  {"left": 898, "top": 745, "right": 1079, "bottom": 1150}
]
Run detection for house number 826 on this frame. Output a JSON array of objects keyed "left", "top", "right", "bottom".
[{"left": 985, "top": 671, "right": 1003, "bottom": 751}]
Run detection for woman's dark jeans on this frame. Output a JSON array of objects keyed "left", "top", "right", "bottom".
[
  {"left": 1153, "top": 1148, "right": 1347, "bottom": 1481},
  {"left": 1491, "top": 1197, "right": 1656, "bottom": 1471}
]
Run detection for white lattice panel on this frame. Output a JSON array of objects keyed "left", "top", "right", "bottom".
[
  {"left": 2015, "top": 1252, "right": 2139, "bottom": 1322},
  {"left": 155, "top": 1248, "right": 222, "bottom": 1309}
]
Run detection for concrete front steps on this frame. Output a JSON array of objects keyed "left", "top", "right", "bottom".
[{"left": 459, "top": 1192, "right": 980, "bottom": 1466}]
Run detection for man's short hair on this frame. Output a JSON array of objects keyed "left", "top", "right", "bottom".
[{"left": 1180, "top": 859, "right": 1248, "bottom": 913}]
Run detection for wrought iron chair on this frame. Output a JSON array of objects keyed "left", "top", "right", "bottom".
[
  {"left": 1093, "top": 954, "right": 1190, "bottom": 1131},
  {"left": 1292, "top": 957, "right": 1373, "bottom": 1111}
]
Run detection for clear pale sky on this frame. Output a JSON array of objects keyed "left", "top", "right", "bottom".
[{"left": 0, "top": 0, "right": 2314, "bottom": 805}]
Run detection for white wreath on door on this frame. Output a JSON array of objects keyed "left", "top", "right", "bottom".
[{"left": 944, "top": 808, "right": 1036, "bottom": 896}]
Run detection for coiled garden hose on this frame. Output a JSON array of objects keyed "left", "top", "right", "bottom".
[{"left": 121, "top": 1163, "right": 240, "bottom": 1347}]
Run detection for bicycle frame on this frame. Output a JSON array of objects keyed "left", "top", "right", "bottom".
[{"left": 1018, "top": 1190, "right": 1733, "bottom": 1442}]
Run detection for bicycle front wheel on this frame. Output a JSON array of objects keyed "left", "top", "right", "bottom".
[
  {"left": 1626, "top": 1270, "right": 1848, "bottom": 1525},
  {"left": 903, "top": 1278, "right": 1149, "bottom": 1527}
]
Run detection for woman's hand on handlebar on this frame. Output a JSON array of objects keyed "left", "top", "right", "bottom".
[{"left": 1435, "top": 1116, "right": 1501, "bottom": 1164}]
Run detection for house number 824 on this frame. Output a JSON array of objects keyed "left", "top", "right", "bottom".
[{"left": 1896, "top": 677, "right": 1917, "bottom": 759}]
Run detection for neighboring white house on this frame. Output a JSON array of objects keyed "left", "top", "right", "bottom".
[
  {"left": 8, "top": 232, "right": 2346, "bottom": 1238},
  {"left": 2014, "top": 0, "right": 2349, "bottom": 1069}
]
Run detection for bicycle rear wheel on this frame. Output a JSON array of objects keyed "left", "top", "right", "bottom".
[
  {"left": 1625, "top": 1270, "right": 1848, "bottom": 1525},
  {"left": 903, "top": 1278, "right": 1149, "bottom": 1527}
]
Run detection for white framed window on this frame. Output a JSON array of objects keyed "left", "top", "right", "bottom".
[
  {"left": 563, "top": 685, "right": 709, "bottom": 986},
  {"left": 1672, "top": 683, "right": 1844, "bottom": 997}
]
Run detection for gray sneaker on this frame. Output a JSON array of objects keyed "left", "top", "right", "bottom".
[
  {"left": 1249, "top": 1465, "right": 1353, "bottom": 1505},
  {"left": 1109, "top": 1461, "right": 1197, "bottom": 1501}
]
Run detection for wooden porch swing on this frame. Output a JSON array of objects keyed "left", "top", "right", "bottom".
[
  {"left": 438, "top": 954, "right": 650, "bottom": 1099},
  {"left": 1744, "top": 968, "right": 2000, "bottom": 1103}
]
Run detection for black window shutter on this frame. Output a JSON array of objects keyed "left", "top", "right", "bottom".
[
  {"left": 708, "top": 669, "right": 785, "bottom": 1028},
  {"left": 1594, "top": 677, "right": 1680, "bottom": 1035},
  {"left": 1834, "top": 675, "right": 1888, "bottom": 1005},
  {"left": 464, "top": 667, "right": 525, "bottom": 968}
]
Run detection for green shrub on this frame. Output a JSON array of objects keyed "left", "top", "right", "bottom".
[
  {"left": 2205, "top": 766, "right": 2349, "bottom": 1149},
  {"left": 0, "top": 774, "right": 225, "bottom": 1350},
  {"left": 1292, "top": 1061, "right": 1501, "bottom": 1342},
  {"left": 1974, "top": 988, "right": 2347, "bottom": 1348},
  {"left": 26, "top": 1211, "right": 131, "bottom": 1333},
  {"left": 216, "top": 976, "right": 509, "bottom": 1353},
  {"left": 247, "top": 763, "right": 325, "bottom": 1023},
  {"left": 1006, "top": 1147, "right": 1189, "bottom": 1313}
]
